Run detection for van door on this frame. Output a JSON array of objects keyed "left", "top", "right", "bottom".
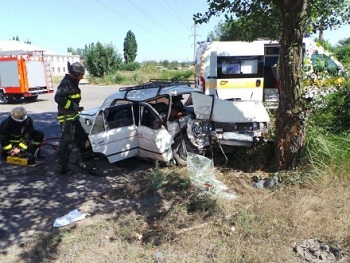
[
  {"left": 89, "top": 103, "right": 138, "bottom": 163},
  {"left": 137, "top": 102, "right": 173, "bottom": 162}
]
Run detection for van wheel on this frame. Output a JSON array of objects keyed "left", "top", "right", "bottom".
[{"left": 0, "top": 91, "right": 8, "bottom": 104}]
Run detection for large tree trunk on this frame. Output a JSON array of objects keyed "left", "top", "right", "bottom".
[{"left": 271, "top": 0, "right": 308, "bottom": 171}]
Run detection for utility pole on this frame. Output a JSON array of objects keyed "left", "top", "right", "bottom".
[{"left": 190, "top": 22, "right": 200, "bottom": 63}]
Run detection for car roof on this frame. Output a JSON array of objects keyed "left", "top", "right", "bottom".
[{"left": 103, "top": 80, "right": 201, "bottom": 104}]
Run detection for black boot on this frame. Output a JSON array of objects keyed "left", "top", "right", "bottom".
[
  {"left": 78, "top": 160, "right": 98, "bottom": 175},
  {"left": 57, "top": 165, "right": 74, "bottom": 175}
]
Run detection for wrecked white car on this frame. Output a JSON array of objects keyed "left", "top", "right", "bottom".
[{"left": 80, "top": 80, "right": 270, "bottom": 166}]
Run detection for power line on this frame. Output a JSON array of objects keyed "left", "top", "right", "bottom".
[
  {"left": 95, "top": 0, "right": 187, "bottom": 49},
  {"left": 126, "top": 0, "right": 189, "bottom": 46},
  {"left": 161, "top": 0, "right": 191, "bottom": 30},
  {"left": 173, "top": 0, "right": 194, "bottom": 25}
]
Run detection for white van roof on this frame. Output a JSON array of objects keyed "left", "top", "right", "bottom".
[{"left": 198, "top": 41, "right": 265, "bottom": 56}]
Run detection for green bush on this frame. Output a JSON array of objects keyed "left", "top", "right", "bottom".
[
  {"left": 308, "top": 79, "right": 350, "bottom": 134},
  {"left": 304, "top": 77, "right": 350, "bottom": 177},
  {"left": 87, "top": 66, "right": 194, "bottom": 86},
  {"left": 160, "top": 69, "right": 194, "bottom": 81},
  {"left": 120, "top": 62, "right": 141, "bottom": 71},
  {"left": 114, "top": 73, "right": 127, "bottom": 84}
]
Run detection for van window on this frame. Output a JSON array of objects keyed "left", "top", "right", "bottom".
[
  {"left": 217, "top": 56, "right": 264, "bottom": 78},
  {"left": 311, "top": 54, "right": 339, "bottom": 74}
]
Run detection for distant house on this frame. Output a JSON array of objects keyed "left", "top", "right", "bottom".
[{"left": 0, "top": 40, "right": 81, "bottom": 76}]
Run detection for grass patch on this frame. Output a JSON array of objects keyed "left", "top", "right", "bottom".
[{"left": 11, "top": 166, "right": 350, "bottom": 262}]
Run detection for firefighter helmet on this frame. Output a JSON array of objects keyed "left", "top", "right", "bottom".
[
  {"left": 68, "top": 62, "right": 85, "bottom": 75},
  {"left": 11, "top": 107, "right": 28, "bottom": 122}
]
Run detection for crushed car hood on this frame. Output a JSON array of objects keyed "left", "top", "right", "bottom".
[{"left": 191, "top": 92, "right": 270, "bottom": 123}]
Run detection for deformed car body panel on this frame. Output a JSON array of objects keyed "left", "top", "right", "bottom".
[
  {"left": 84, "top": 91, "right": 188, "bottom": 164},
  {"left": 88, "top": 104, "right": 139, "bottom": 163},
  {"left": 191, "top": 92, "right": 270, "bottom": 146},
  {"left": 137, "top": 126, "right": 173, "bottom": 162}
]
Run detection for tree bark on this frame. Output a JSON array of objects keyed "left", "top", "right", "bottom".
[{"left": 271, "top": 0, "right": 308, "bottom": 171}]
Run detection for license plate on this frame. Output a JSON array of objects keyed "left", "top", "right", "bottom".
[{"left": 222, "top": 132, "right": 253, "bottom": 142}]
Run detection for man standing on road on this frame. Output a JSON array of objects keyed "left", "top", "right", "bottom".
[
  {"left": 0, "top": 107, "right": 44, "bottom": 160},
  {"left": 54, "top": 62, "right": 97, "bottom": 175}
]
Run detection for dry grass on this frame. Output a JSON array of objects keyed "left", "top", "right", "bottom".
[{"left": 2, "top": 163, "right": 350, "bottom": 263}]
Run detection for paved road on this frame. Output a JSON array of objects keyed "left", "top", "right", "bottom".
[
  {"left": 0, "top": 84, "right": 154, "bottom": 253},
  {"left": 0, "top": 84, "right": 121, "bottom": 137}
]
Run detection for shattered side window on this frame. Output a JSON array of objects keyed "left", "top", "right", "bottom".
[
  {"left": 91, "top": 111, "right": 105, "bottom": 135},
  {"left": 105, "top": 105, "right": 134, "bottom": 130}
]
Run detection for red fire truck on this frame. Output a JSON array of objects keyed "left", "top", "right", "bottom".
[{"left": 0, "top": 50, "right": 54, "bottom": 104}]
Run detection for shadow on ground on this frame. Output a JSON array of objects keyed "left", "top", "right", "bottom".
[{"left": 0, "top": 111, "right": 155, "bottom": 254}]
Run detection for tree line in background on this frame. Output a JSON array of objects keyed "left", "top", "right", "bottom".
[{"left": 66, "top": 30, "right": 192, "bottom": 78}]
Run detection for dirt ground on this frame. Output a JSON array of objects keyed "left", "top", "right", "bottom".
[{"left": 0, "top": 85, "right": 158, "bottom": 253}]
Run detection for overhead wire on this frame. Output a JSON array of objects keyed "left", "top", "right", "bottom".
[
  {"left": 126, "top": 0, "right": 189, "bottom": 46},
  {"left": 95, "top": 0, "right": 188, "bottom": 49},
  {"left": 161, "top": 0, "right": 192, "bottom": 29},
  {"left": 173, "top": 0, "right": 196, "bottom": 25}
]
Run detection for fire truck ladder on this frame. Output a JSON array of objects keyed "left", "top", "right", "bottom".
[{"left": 45, "top": 63, "right": 54, "bottom": 91}]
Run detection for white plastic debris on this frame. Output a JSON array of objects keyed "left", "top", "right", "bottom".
[
  {"left": 187, "top": 152, "right": 237, "bottom": 200},
  {"left": 53, "top": 209, "right": 88, "bottom": 228}
]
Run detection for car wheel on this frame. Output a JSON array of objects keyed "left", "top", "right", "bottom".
[
  {"left": 172, "top": 133, "right": 199, "bottom": 166},
  {"left": 172, "top": 136, "right": 187, "bottom": 166}
]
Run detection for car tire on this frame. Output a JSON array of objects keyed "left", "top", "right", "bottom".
[
  {"left": 172, "top": 133, "right": 199, "bottom": 166},
  {"left": 172, "top": 135, "right": 187, "bottom": 166}
]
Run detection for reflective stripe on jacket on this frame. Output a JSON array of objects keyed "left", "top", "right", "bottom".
[{"left": 54, "top": 74, "right": 82, "bottom": 123}]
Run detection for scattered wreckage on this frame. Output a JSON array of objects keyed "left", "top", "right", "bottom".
[{"left": 79, "top": 79, "right": 270, "bottom": 166}]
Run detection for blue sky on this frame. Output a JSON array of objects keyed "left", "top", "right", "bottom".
[{"left": 1, "top": 0, "right": 349, "bottom": 62}]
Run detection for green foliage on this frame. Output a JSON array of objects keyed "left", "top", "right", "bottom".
[
  {"left": 114, "top": 73, "right": 127, "bottom": 84},
  {"left": 196, "top": 0, "right": 350, "bottom": 41},
  {"left": 149, "top": 161, "right": 167, "bottom": 191},
  {"left": 123, "top": 30, "right": 138, "bottom": 64},
  {"left": 84, "top": 42, "right": 122, "bottom": 77},
  {"left": 308, "top": 79, "right": 350, "bottom": 134},
  {"left": 119, "top": 61, "right": 141, "bottom": 71},
  {"left": 159, "top": 69, "right": 194, "bottom": 81},
  {"left": 303, "top": 78, "right": 350, "bottom": 177},
  {"left": 304, "top": 125, "right": 350, "bottom": 178},
  {"left": 87, "top": 64, "right": 194, "bottom": 85},
  {"left": 307, "top": 0, "right": 350, "bottom": 33},
  {"left": 67, "top": 47, "right": 86, "bottom": 59},
  {"left": 332, "top": 37, "right": 350, "bottom": 70},
  {"left": 209, "top": 16, "right": 281, "bottom": 41}
]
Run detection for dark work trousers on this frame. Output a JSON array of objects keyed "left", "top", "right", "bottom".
[{"left": 57, "top": 119, "right": 93, "bottom": 170}]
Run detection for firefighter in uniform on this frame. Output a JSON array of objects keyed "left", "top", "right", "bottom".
[
  {"left": 54, "top": 62, "right": 97, "bottom": 175},
  {"left": 0, "top": 107, "right": 44, "bottom": 160}
]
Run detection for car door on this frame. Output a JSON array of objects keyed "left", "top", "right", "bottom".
[
  {"left": 88, "top": 103, "right": 139, "bottom": 163},
  {"left": 137, "top": 102, "right": 174, "bottom": 162}
]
